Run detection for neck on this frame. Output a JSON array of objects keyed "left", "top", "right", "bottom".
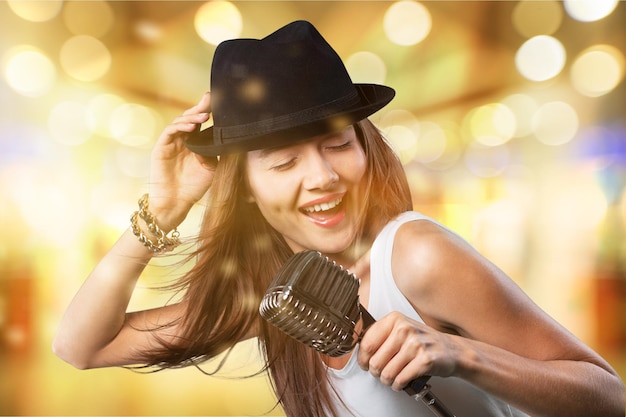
[{"left": 325, "top": 235, "right": 372, "bottom": 268}]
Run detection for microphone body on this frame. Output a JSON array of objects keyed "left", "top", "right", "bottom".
[{"left": 260, "top": 250, "right": 457, "bottom": 417}]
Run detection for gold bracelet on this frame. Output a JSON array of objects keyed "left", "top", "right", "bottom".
[{"left": 130, "top": 194, "right": 180, "bottom": 253}]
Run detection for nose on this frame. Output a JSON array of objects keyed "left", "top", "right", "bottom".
[{"left": 302, "top": 151, "right": 339, "bottom": 191}]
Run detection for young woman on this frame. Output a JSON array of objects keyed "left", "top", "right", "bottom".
[{"left": 53, "top": 21, "right": 624, "bottom": 417}]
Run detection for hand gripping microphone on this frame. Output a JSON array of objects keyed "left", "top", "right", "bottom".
[{"left": 260, "top": 250, "right": 456, "bottom": 417}]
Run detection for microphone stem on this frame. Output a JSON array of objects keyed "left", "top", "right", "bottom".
[{"left": 408, "top": 383, "right": 457, "bottom": 417}]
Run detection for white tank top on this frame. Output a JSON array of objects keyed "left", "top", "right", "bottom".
[{"left": 327, "top": 212, "right": 528, "bottom": 417}]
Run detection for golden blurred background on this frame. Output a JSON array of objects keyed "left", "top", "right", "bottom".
[{"left": 1, "top": 1, "right": 625, "bottom": 415}]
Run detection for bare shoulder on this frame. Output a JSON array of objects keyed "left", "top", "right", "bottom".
[
  {"left": 390, "top": 219, "right": 473, "bottom": 300},
  {"left": 390, "top": 217, "right": 531, "bottom": 335},
  {"left": 389, "top": 219, "right": 474, "bottom": 329},
  {"left": 389, "top": 218, "right": 614, "bottom": 367}
]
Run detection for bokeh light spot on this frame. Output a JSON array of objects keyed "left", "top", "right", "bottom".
[
  {"left": 60, "top": 35, "right": 112, "bottom": 82},
  {"left": 384, "top": 1, "right": 432, "bottom": 46},
  {"left": 240, "top": 77, "right": 266, "bottom": 103},
  {"left": 386, "top": 125, "right": 418, "bottom": 165},
  {"left": 3, "top": 46, "right": 56, "bottom": 97},
  {"left": 501, "top": 93, "right": 538, "bottom": 137},
  {"left": 564, "top": 0, "right": 619, "bottom": 22},
  {"left": 380, "top": 109, "right": 420, "bottom": 164},
  {"left": 468, "top": 103, "right": 516, "bottom": 147},
  {"left": 424, "top": 123, "right": 462, "bottom": 171},
  {"left": 110, "top": 103, "right": 158, "bottom": 147},
  {"left": 512, "top": 1, "right": 563, "bottom": 38},
  {"left": 515, "top": 35, "right": 566, "bottom": 82},
  {"left": 380, "top": 109, "right": 419, "bottom": 129},
  {"left": 63, "top": 0, "right": 114, "bottom": 38},
  {"left": 86, "top": 94, "right": 126, "bottom": 138},
  {"left": 134, "top": 20, "right": 163, "bottom": 44},
  {"left": 7, "top": 0, "right": 62, "bottom": 22},
  {"left": 571, "top": 45, "right": 625, "bottom": 97},
  {"left": 532, "top": 101, "right": 579, "bottom": 146},
  {"left": 416, "top": 122, "right": 447, "bottom": 163},
  {"left": 346, "top": 51, "right": 387, "bottom": 84},
  {"left": 194, "top": 1, "right": 242, "bottom": 46}
]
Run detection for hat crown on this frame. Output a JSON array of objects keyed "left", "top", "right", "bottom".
[
  {"left": 185, "top": 20, "right": 395, "bottom": 156},
  {"left": 210, "top": 20, "right": 356, "bottom": 141}
]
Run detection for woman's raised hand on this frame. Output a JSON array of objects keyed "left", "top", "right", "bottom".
[{"left": 147, "top": 92, "right": 216, "bottom": 231}]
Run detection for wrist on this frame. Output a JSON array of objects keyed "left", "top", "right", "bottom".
[
  {"left": 145, "top": 195, "right": 193, "bottom": 232},
  {"left": 450, "top": 334, "right": 484, "bottom": 380},
  {"left": 130, "top": 194, "right": 182, "bottom": 253}
]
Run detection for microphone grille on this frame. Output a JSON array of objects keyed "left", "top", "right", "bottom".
[{"left": 260, "top": 250, "right": 361, "bottom": 357}]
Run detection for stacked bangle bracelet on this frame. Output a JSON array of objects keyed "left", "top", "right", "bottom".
[{"left": 130, "top": 194, "right": 180, "bottom": 253}]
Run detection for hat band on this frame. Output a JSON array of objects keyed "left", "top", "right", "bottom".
[{"left": 214, "top": 89, "right": 361, "bottom": 144}]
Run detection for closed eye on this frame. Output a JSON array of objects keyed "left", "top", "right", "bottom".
[
  {"left": 327, "top": 140, "right": 353, "bottom": 151},
  {"left": 271, "top": 157, "right": 297, "bottom": 171}
]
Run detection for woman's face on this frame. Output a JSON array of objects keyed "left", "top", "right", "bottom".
[{"left": 246, "top": 125, "right": 367, "bottom": 255}]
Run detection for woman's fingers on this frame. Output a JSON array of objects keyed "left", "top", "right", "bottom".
[
  {"left": 358, "top": 311, "right": 404, "bottom": 372},
  {"left": 156, "top": 111, "right": 210, "bottom": 149},
  {"left": 358, "top": 312, "right": 453, "bottom": 391},
  {"left": 362, "top": 319, "right": 424, "bottom": 382},
  {"left": 156, "top": 93, "right": 211, "bottom": 146},
  {"left": 171, "top": 112, "right": 210, "bottom": 131},
  {"left": 380, "top": 339, "right": 432, "bottom": 391}
]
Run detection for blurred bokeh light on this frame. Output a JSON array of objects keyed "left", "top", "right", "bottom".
[
  {"left": 6, "top": 0, "right": 63, "bottom": 22},
  {"left": 563, "top": 0, "right": 619, "bottom": 22},
  {"left": 3, "top": 46, "right": 57, "bottom": 97},
  {"left": 1, "top": 1, "right": 624, "bottom": 416},
  {"left": 346, "top": 51, "right": 387, "bottom": 85},
  {"left": 383, "top": 1, "right": 432, "bottom": 46},
  {"left": 515, "top": 35, "right": 566, "bottom": 81},
  {"left": 532, "top": 101, "right": 579, "bottom": 146},
  {"left": 60, "top": 35, "right": 111, "bottom": 82},
  {"left": 466, "top": 103, "right": 516, "bottom": 147},
  {"left": 571, "top": 45, "right": 626, "bottom": 98},
  {"left": 194, "top": 1, "right": 242, "bottom": 45},
  {"left": 512, "top": 0, "right": 563, "bottom": 38},
  {"left": 62, "top": 0, "right": 114, "bottom": 38}
]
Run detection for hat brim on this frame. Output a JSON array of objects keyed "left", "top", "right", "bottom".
[{"left": 185, "top": 84, "right": 395, "bottom": 156}]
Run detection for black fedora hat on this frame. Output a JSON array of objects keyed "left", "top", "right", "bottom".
[{"left": 185, "top": 20, "right": 395, "bottom": 156}]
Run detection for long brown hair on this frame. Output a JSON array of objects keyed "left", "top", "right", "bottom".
[{"left": 144, "top": 119, "right": 412, "bottom": 416}]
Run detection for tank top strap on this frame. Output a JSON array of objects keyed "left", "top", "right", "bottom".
[{"left": 367, "top": 211, "right": 433, "bottom": 322}]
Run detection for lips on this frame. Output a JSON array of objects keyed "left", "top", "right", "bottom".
[{"left": 300, "top": 196, "right": 346, "bottom": 227}]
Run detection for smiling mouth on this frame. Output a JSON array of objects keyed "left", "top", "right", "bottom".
[{"left": 301, "top": 197, "right": 343, "bottom": 214}]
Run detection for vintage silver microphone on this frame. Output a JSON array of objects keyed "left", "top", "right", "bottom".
[{"left": 260, "top": 250, "right": 456, "bottom": 417}]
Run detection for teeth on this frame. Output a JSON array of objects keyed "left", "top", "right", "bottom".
[{"left": 303, "top": 198, "right": 342, "bottom": 213}]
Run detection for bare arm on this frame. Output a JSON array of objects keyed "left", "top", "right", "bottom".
[
  {"left": 358, "top": 219, "right": 625, "bottom": 417},
  {"left": 52, "top": 229, "right": 185, "bottom": 368},
  {"left": 53, "top": 94, "right": 215, "bottom": 369}
]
